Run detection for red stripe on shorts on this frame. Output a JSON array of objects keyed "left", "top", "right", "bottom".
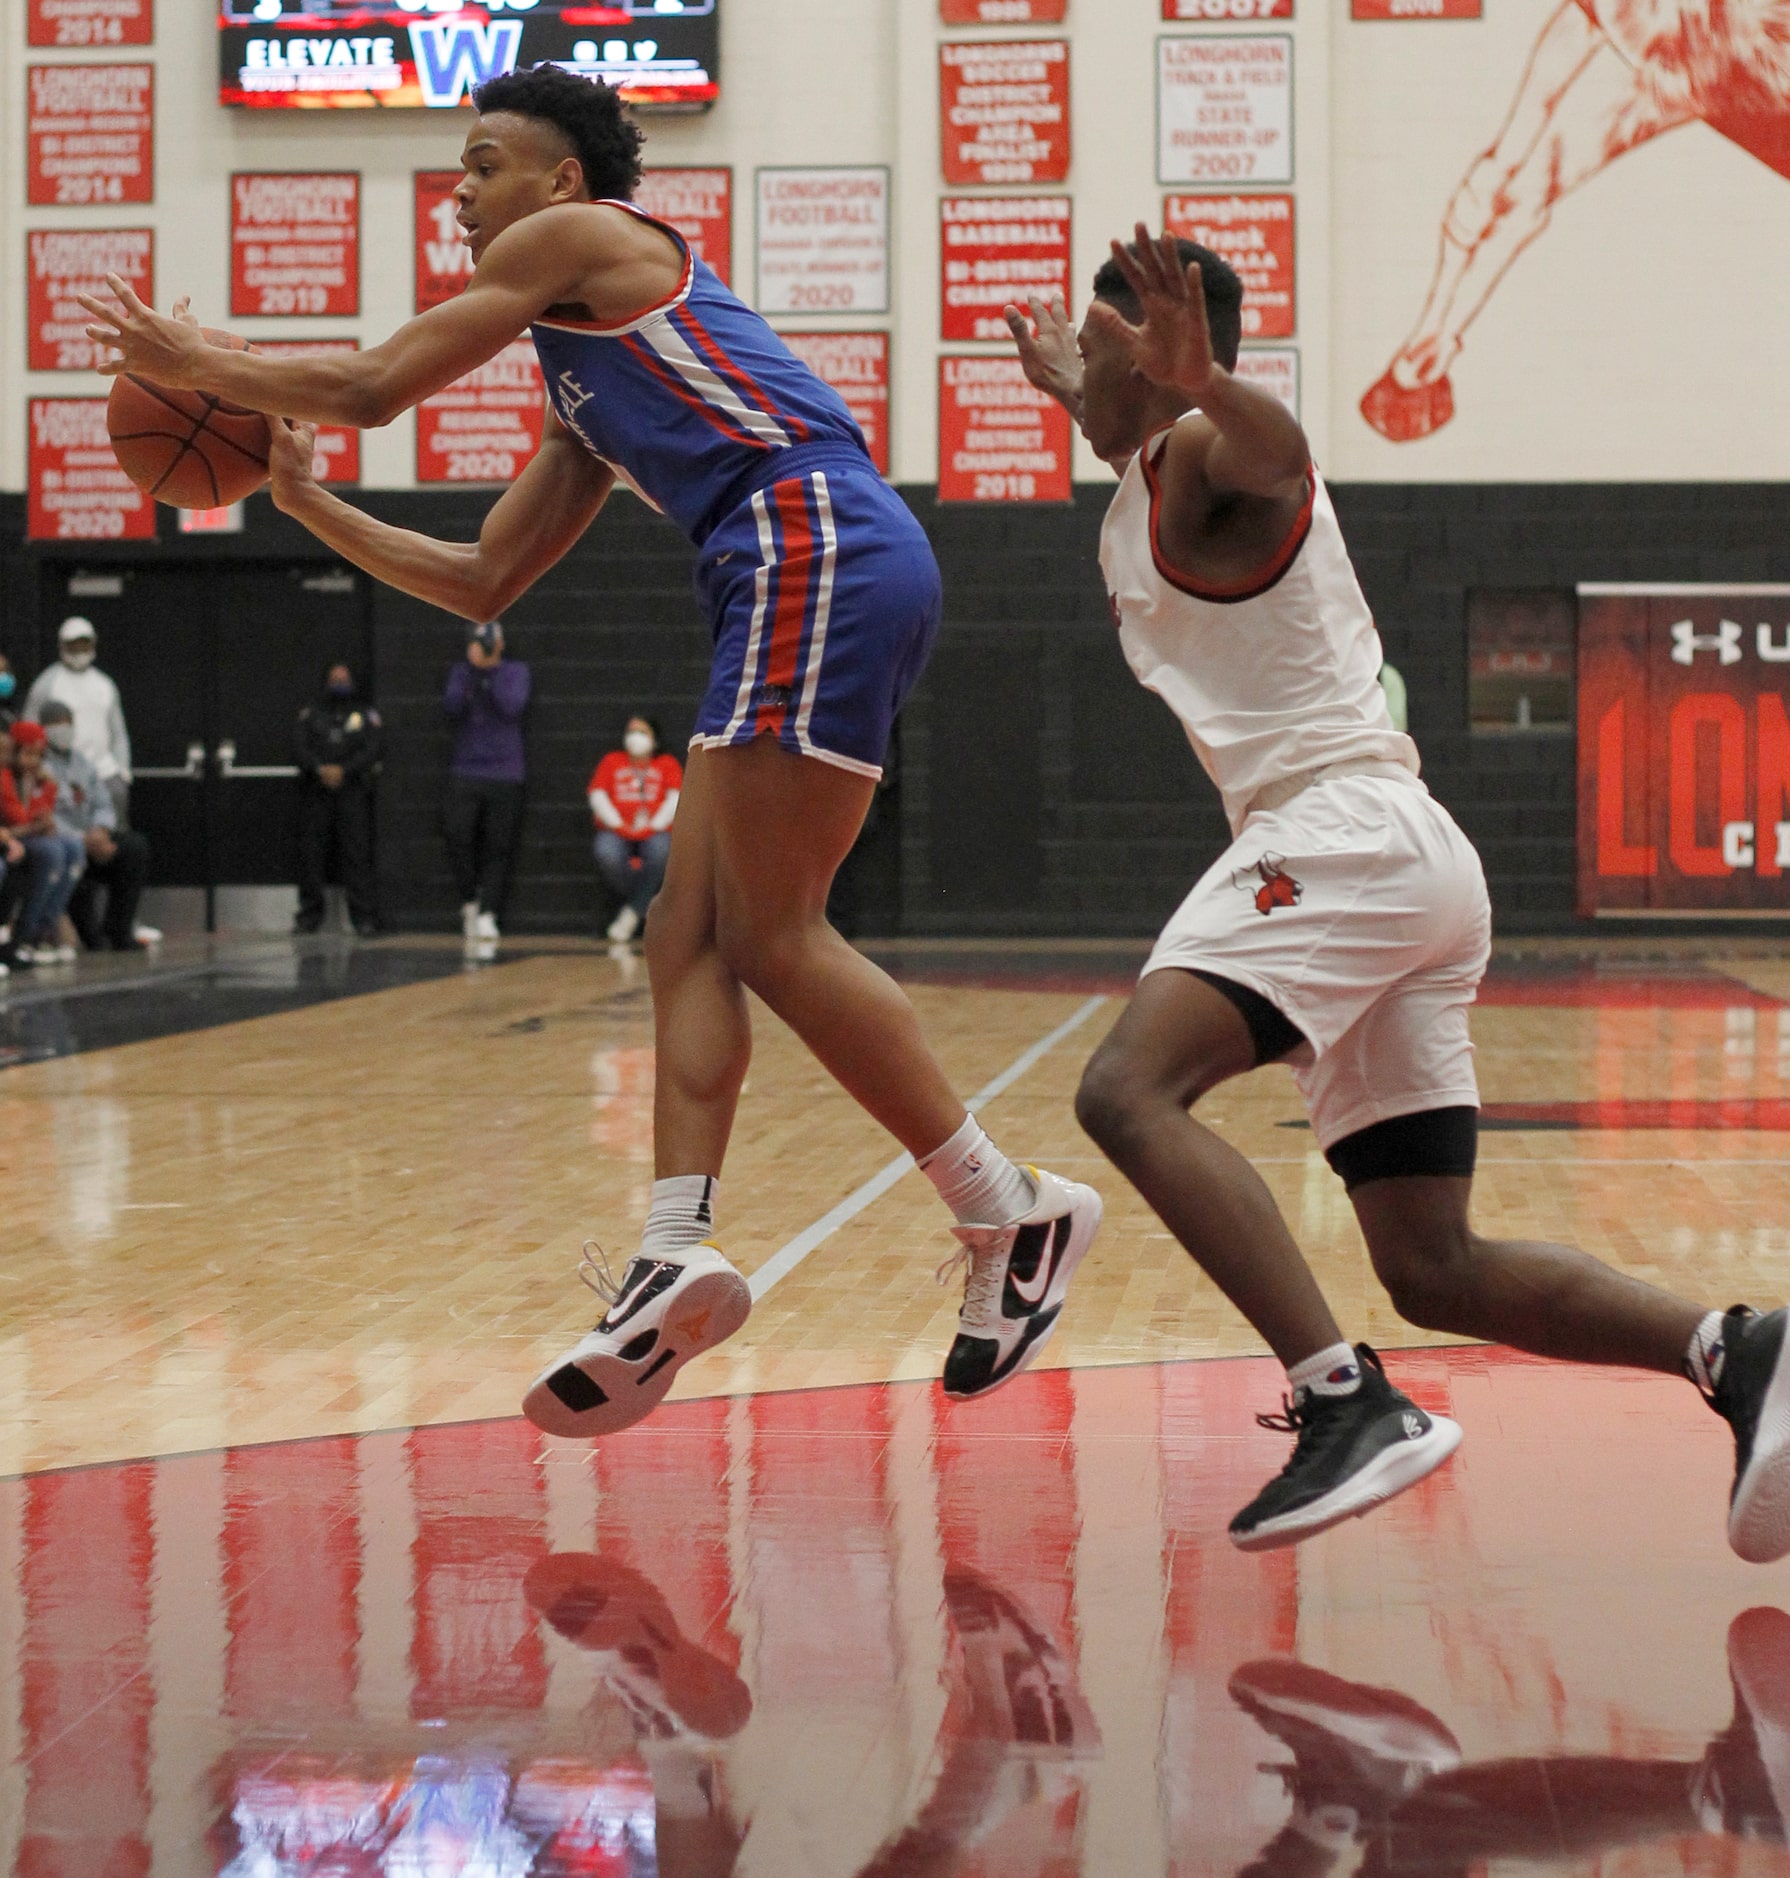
[{"left": 756, "top": 478, "right": 817, "bottom": 735}]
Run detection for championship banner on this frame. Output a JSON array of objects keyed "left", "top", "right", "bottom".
[
  {"left": 938, "top": 356, "right": 1071, "bottom": 503},
  {"left": 943, "top": 0, "right": 1065, "bottom": 16},
  {"left": 415, "top": 171, "right": 471, "bottom": 313},
  {"left": 1351, "top": 0, "right": 1479, "bottom": 16},
  {"left": 416, "top": 339, "right": 545, "bottom": 485},
  {"left": 29, "top": 0, "right": 151, "bottom": 47},
  {"left": 756, "top": 168, "right": 889, "bottom": 316},
  {"left": 940, "top": 41, "right": 1070, "bottom": 186},
  {"left": 941, "top": 197, "right": 1070, "bottom": 344},
  {"left": 1166, "top": 0, "right": 1291, "bottom": 14},
  {"left": 780, "top": 332, "right": 889, "bottom": 475},
  {"left": 1164, "top": 192, "right": 1294, "bottom": 338},
  {"left": 27, "top": 63, "right": 153, "bottom": 206},
  {"left": 1578, "top": 584, "right": 1790, "bottom": 916},
  {"left": 29, "top": 397, "right": 156, "bottom": 542},
  {"left": 252, "top": 340, "right": 360, "bottom": 483},
  {"left": 29, "top": 229, "right": 152, "bottom": 372},
  {"left": 1157, "top": 36, "right": 1292, "bottom": 186},
  {"left": 636, "top": 167, "right": 732, "bottom": 287},
  {"left": 231, "top": 173, "right": 359, "bottom": 318}
]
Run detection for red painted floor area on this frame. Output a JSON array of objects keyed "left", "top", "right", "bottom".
[{"left": 7, "top": 1348, "right": 1790, "bottom": 1877}]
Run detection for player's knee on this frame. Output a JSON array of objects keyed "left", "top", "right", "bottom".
[
  {"left": 713, "top": 904, "right": 801, "bottom": 999},
  {"left": 1368, "top": 1221, "right": 1476, "bottom": 1332},
  {"left": 1075, "top": 1048, "right": 1158, "bottom": 1157}
]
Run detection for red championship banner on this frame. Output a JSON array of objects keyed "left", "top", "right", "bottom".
[
  {"left": 1578, "top": 585, "right": 1790, "bottom": 915},
  {"left": 28, "top": 228, "right": 152, "bottom": 372},
  {"left": 27, "top": 63, "right": 153, "bottom": 206},
  {"left": 29, "top": 0, "right": 151, "bottom": 46},
  {"left": 29, "top": 397, "right": 155, "bottom": 542},
  {"left": 1352, "top": 0, "right": 1479, "bottom": 16},
  {"left": 942, "top": 0, "right": 1065, "bottom": 18},
  {"left": 416, "top": 339, "right": 545, "bottom": 484},
  {"left": 940, "top": 41, "right": 1070, "bottom": 186},
  {"left": 941, "top": 196, "right": 1070, "bottom": 343},
  {"left": 1166, "top": 0, "right": 1291, "bottom": 14},
  {"left": 780, "top": 333, "right": 889, "bottom": 475},
  {"left": 415, "top": 171, "right": 471, "bottom": 313},
  {"left": 252, "top": 340, "right": 360, "bottom": 483},
  {"left": 231, "top": 173, "right": 359, "bottom": 318},
  {"left": 1164, "top": 192, "right": 1293, "bottom": 337},
  {"left": 938, "top": 356, "right": 1071, "bottom": 503},
  {"left": 636, "top": 168, "right": 733, "bottom": 288}
]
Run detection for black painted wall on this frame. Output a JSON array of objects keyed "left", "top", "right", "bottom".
[{"left": 7, "top": 480, "right": 1790, "bottom": 936}]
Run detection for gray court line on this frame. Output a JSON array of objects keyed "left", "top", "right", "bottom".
[{"left": 747, "top": 993, "right": 1109, "bottom": 1302}]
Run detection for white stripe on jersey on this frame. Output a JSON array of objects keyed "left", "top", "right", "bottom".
[
  {"left": 722, "top": 491, "right": 780, "bottom": 741},
  {"left": 643, "top": 321, "right": 792, "bottom": 448},
  {"left": 795, "top": 472, "right": 839, "bottom": 756}
]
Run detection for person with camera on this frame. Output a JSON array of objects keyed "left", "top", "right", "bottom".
[{"left": 443, "top": 621, "right": 530, "bottom": 942}]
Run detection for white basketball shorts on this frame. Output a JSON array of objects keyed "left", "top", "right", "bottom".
[{"left": 1143, "top": 769, "right": 1492, "bottom": 1151}]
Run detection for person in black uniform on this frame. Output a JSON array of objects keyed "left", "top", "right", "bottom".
[{"left": 294, "top": 662, "right": 383, "bottom": 937}]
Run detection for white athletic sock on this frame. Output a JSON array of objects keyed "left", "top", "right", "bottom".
[
  {"left": 920, "top": 1114, "right": 1037, "bottom": 1228},
  {"left": 1287, "top": 1341, "right": 1362, "bottom": 1399},
  {"left": 1686, "top": 1307, "right": 1729, "bottom": 1397},
  {"left": 640, "top": 1175, "right": 719, "bottom": 1263}
]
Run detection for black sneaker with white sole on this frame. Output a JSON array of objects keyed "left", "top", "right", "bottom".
[
  {"left": 1229, "top": 1346, "right": 1462, "bottom": 1552},
  {"left": 1703, "top": 1306, "right": 1790, "bottom": 1564},
  {"left": 940, "top": 1167, "right": 1102, "bottom": 1401}
]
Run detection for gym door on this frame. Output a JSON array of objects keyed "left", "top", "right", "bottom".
[{"left": 46, "top": 562, "right": 372, "bottom": 924}]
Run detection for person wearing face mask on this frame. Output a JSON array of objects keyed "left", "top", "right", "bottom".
[
  {"left": 0, "top": 722, "right": 85, "bottom": 964},
  {"left": 443, "top": 621, "right": 530, "bottom": 943},
  {"left": 40, "top": 700, "right": 153, "bottom": 953},
  {"left": 294, "top": 661, "right": 384, "bottom": 938},
  {"left": 23, "top": 619, "right": 133, "bottom": 825},
  {"left": 588, "top": 715, "right": 681, "bottom": 943},
  {"left": 0, "top": 652, "right": 19, "bottom": 729}
]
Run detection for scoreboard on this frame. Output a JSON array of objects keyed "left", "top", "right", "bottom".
[{"left": 220, "top": 0, "right": 718, "bottom": 111}]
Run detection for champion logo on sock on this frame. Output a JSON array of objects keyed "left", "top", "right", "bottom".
[
  {"left": 1327, "top": 1365, "right": 1358, "bottom": 1385},
  {"left": 964, "top": 1155, "right": 982, "bottom": 1174}
]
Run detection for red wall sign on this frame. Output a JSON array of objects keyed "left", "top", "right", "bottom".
[
  {"left": 29, "top": 0, "right": 151, "bottom": 46},
  {"left": 1165, "top": 0, "right": 1291, "bottom": 15},
  {"left": 636, "top": 168, "right": 733, "bottom": 289},
  {"left": 29, "top": 397, "right": 156, "bottom": 542},
  {"left": 1352, "top": 0, "right": 1479, "bottom": 16},
  {"left": 942, "top": 0, "right": 1065, "bottom": 18},
  {"left": 27, "top": 63, "right": 153, "bottom": 206},
  {"left": 780, "top": 333, "right": 890, "bottom": 475},
  {"left": 252, "top": 340, "right": 360, "bottom": 484},
  {"left": 939, "top": 356, "right": 1071, "bottom": 503},
  {"left": 414, "top": 171, "right": 471, "bottom": 313},
  {"left": 941, "top": 196, "right": 1070, "bottom": 344},
  {"left": 1164, "top": 192, "right": 1294, "bottom": 338},
  {"left": 231, "top": 173, "right": 359, "bottom": 318},
  {"left": 417, "top": 339, "right": 545, "bottom": 485},
  {"left": 28, "top": 228, "right": 152, "bottom": 372},
  {"left": 940, "top": 41, "right": 1070, "bottom": 186},
  {"left": 1578, "top": 585, "right": 1790, "bottom": 914}
]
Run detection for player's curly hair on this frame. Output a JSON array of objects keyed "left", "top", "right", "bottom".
[
  {"left": 472, "top": 64, "right": 644, "bottom": 202},
  {"left": 1093, "top": 238, "right": 1243, "bottom": 371}
]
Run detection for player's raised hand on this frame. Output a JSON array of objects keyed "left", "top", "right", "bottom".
[
  {"left": 267, "top": 416, "right": 320, "bottom": 514},
  {"left": 1004, "top": 292, "right": 1083, "bottom": 419},
  {"left": 1085, "top": 224, "right": 1217, "bottom": 399},
  {"left": 78, "top": 273, "right": 204, "bottom": 386}
]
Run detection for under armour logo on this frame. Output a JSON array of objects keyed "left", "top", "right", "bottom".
[{"left": 1670, "top": 618, "right": 1742, "bottom": 666}]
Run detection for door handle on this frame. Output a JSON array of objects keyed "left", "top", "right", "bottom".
[
  {"left": 214, "top": 738, "right": 299, "bottom": 781},
  {"left": 134, "top": 741, "right": 206, "bottom": 781}
]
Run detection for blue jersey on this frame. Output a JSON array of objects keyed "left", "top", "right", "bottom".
[{"left": 530, "top": 201, "right": 873, "bottom": 545}]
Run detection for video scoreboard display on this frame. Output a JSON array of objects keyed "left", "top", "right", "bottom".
[{"left": 220, "top": 0, "right": 718, "bottom": 111}]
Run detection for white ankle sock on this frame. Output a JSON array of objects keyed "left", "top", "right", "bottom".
[
  {"left": 1287, "top": 1341, "right": 1362, "bottom": 1398},
  {"left": 640, "top": 1176, "right": 718, "bottom": 1262},
  {"left": 1686, "top": 1307, "right": 1728, "bottom": 1396},
  {"left": 919, "top": 1115, "right": 1036, "bottom": 1228}
]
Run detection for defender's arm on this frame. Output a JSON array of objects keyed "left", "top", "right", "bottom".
[{"left": 269, "top": 407, "right": 614, "bottom": 623}]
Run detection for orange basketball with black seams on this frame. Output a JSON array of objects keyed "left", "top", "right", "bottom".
[{"left": 106, "top": 327, "right": 271, "bottom": 510}]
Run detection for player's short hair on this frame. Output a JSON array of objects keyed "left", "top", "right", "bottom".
[
  {"left": 472, "top": 64, "right": 644, "bottom": 202},
  {"left": 1092, "top": 239, "right": 1244, "bottom": 372}
]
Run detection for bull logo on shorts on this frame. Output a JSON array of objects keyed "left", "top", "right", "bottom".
[{"left": 1234, "top": 854, "right": 1303, "bottom": 916}]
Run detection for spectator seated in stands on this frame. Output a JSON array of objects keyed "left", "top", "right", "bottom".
[
  {"left": 589, "top": 715, "right": 681, "bottom": 943},
  {"left": 0, "top": 722, "right": 85, "bottom": 965},
  {"left": 0, "top": 727, "right": 28, "bottom": 978},
  {"left": 40, "top": 700, "right": 153, "bottom": 953}
]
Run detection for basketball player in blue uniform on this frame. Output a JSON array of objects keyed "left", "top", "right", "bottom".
[{"left": 83, "top": 66, "right": 1101, "bottom": 1438}]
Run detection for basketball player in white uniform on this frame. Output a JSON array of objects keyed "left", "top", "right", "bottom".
[{"left": 1005, "top": 227, "right": 1790, "bottom": 1556}]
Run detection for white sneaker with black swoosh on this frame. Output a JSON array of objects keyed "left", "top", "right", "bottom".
[
  {"left": 939, "top": 1167, "right": 1102, "bottom": 1401},
  {"left": 523, "top": 1240, "right": 752, "bottom": 1439}
]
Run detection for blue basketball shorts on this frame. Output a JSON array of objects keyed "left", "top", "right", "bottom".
[{"left": 689, "top": 457, "right": 942, "bottom": 778}]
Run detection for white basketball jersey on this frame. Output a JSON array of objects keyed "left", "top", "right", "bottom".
[{"left": 1099, "top": 413, "right": 1419, "bottom": 833}]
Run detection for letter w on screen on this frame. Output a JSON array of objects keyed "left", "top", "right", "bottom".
[{"left": 408, "top": 19, "right": 521, "bottom": 106}]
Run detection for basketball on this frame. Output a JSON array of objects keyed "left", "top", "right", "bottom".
[{"left": 106, "top": 327, "right": 271, "bottom": 510}]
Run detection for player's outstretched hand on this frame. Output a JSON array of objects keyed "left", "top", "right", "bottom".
[
  {"left": 78, "top": 273, "right": 204, "bottom": 386},
  {"left": 1084, "top": 223, "right": 1217, "bottom": 400},
  {"left": 1004, "top": 293, "right": 1083, "bottom": 419},
  {"left": 268, "top": 417, "right": 319, "bottom": 514}
]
